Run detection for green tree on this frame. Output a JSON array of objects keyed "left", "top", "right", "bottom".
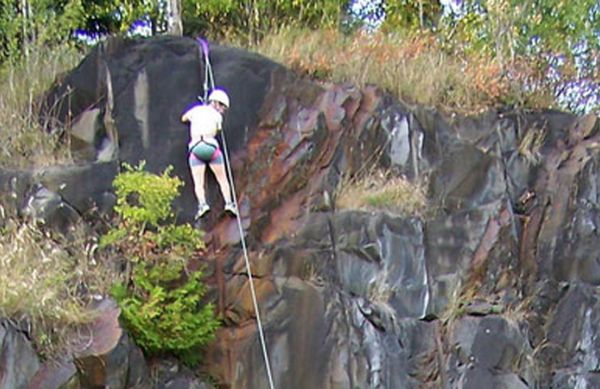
[
  {"left": 101, "top": 162, "right": 220, "bottom": 365},
  {"left": 0, "top": 0, "right": 84, "bottom": 62},
  {"left": 437, "top": 0, "right": 600, "bottom": 111},
  {"left": 182, "top": 0, "right": 350, "bottom": 43},
  {"left": 80, "top": 0, "right": 165, "bottom": 36},
  {"left": 440, "top": 0, "right": 599, "bottom": 63},
  {"left": 380, "top": 0, "right": 442, "bottom": 31},
  {"left": 0, "top": 0, "right": 173, "bottom": 63}
]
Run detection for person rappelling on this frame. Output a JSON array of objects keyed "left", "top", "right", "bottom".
[
  {"left": 182, "top": 88, "right": 237, "bottom": 219},
  {"left": 183, "top": 38, "right": 274, "bottom": 388}
]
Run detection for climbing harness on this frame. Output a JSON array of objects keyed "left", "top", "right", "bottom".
[
  {"left": 196, "top": 37, "right": 276, "bottom": 389},
  {"left": 190, "top": 137, "right": 219, "bottom": 162}
]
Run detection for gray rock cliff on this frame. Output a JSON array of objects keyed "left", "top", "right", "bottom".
[{"left": 1, "top": 35, "right": 599, "bottom": 388}]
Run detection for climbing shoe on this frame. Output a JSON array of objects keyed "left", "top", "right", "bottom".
[
  {"left": 195, "top": 203, "right": 210, "bottom": 219},
  {"left": 224, "top": 202, "right": 238, "bottom": 216}
]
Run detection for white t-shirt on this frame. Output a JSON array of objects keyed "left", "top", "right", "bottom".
[{"left": 182, "top": 104, "right": 222, "bottom": 148}]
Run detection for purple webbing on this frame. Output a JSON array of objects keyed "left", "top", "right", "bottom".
[{"left": 196, "top": 37, "right": 210, "bottom": 59}]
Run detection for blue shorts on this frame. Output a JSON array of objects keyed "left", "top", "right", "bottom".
[{"left": 189, "top": 141, "right": 223, "bottom": 166}]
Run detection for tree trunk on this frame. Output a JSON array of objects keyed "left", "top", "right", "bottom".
[
  {"left": 167, "top": 0, "right": 183, "bottom": 36},
  {"left": 20, "top": 0, "right": 29, "bottom": 57}
]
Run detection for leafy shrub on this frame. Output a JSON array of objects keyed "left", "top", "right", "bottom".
[
  {"left": 112, "top": 262, "right": 219, "bottom": 365},
  {"left": 112, "top": 161, "right": 182, "bottom": 227},
  {"left": 99, "top": 162, "right": 204, "bottom": 261},
  {"left": 102, "top": 162, "right": 220, "bottom": 363}
]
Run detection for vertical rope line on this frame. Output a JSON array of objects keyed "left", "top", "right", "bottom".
[
  {"left": 197, "top": 37, "right": 275, "bottom": 389},
  {"left": 221, "top": 130, "right": 276, "bottom": 389}
]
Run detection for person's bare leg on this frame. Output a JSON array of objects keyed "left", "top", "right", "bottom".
[
  {"left": 190, "top": 164, "right": 207, "bottom": 205},
  {"left": 208, "top": 162, "right": 233, "bottom": 204}
]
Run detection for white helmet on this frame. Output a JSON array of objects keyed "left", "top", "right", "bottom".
[{"left": 208, "top": 89, "right": 230, "bottom": 108}]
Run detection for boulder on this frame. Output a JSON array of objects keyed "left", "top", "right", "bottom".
[
  {"left": 446, "top": 315, "right": 533, "bottom": 387},
  {"left": 43, "top": 36, "right": 289, "bottom": 220},
  {"left": 0, "top": 162, "right": 118, "bottom": 228},
  {"left": 72, "top": 299, "right": 150, "bottom": 388},
  {"left": 0, "top": 320, "right": 40, "bottom": 388}
]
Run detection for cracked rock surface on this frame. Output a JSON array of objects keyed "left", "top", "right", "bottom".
[{"left": 1, "top": 36, "right": 600, "bottom": 388}]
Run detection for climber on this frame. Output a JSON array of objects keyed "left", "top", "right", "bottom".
[{"left": 182, "top": 88, "right": 237, "bottom": 219}]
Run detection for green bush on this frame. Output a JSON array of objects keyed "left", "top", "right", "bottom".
[
  {"left": 99, "top": 162, "right": 204, "bottom": 261},
  {"left": 112, "top": 262, "right": 220, "bottom": 365},
  {"left": 112, "top": 161, "right": 182, "bottom": 228},
  {"left": 103, "top": 162, "right": 220, "bottom": 364}
]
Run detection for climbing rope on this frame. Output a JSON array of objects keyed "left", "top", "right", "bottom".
[
  {"left": 196, "top": 37, "right": 276, "bottom": 389},
  {"left": 197, "top": 38, "right": 215, "bottom": 103},
  {"left": 221, "top": 130, "right": 276, "bottom": 389}
]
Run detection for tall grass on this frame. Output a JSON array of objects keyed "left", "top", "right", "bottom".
[
  {"left": 0, "top": 43, "right": 83, "bottom": 168},
  {"left": 0, "top": 214, "right": 119, "bottom": 357},
  {"left": 245, "top": 27, "right": 550, "bottom": 113},
  {"left": 336, "top": 170, "right": 427, "bottom": 217}
]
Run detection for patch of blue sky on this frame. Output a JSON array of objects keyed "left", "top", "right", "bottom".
[{"left": 350, "top": 0, "right": 462, "bottom": 30}]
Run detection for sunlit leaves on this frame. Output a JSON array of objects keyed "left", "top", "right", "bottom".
[
  {"left": 182, "top": 0, "right": 348, "bottom": 43},
  {"left": 437, "top": 0, "right": 600, "bottom": 112}
]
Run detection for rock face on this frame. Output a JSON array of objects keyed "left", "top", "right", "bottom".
[
  {"left": 40, "top": 35, "right": 285, "bottom": 221},
  {"left": 0, "top": 320, "right": 40, "bottom": 388},
  {"left": 1, "top": 36, "right": 600, "bottom": 388}
]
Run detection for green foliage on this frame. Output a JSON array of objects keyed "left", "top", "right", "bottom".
[
  {"left": 0, "top": 0, "right": 350, "bottom": 54},
  {"left": 102, "top": 162, "right": 219, "bottom": 364},
  {"left": 0, "top": 0, "right": 85, "bottom": 63},
  {"left": 0, "top": 0, "right": 169, "bottom": 64},
  {"left": 112, "top": 262, "right": 220, "bottom": 365},
  {"left": 98, "top": 226, "right": 128, "bottom": 248},
  {"left": 183, "top": 0, "right": 349, "bottom": 43},
  {"left": 353, "top": 0, "right": 599, "bottom": 112},
  {"left": 81, "top": 0, "right": 165, "bottom": 36},
  {"left": 99, "top": 161, "right": 204, "bottom": 261},
  {"left": 379, "top": 0, "right": 443, "bottom": 32},
  {"left": 437, "top": 0, "right": 600, "bottom": 111},
  {"left": 155, "top": 224, "right": 203, "bottom": 251},
  {"left": 1, "top": 0, "right": 597, "bottom": 114},
  {"left": 112, "top": 161, "right": 182, "bottom": 228}
]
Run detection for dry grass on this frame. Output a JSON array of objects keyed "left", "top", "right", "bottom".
[
  {"left": 0, "top": 214, "right": 119, "bottom": 357},
  {"left": 0, "top": 43, "right": 82, "bottom": 168},
  {"left": 336, "top": 170, "right": 427, "bottom": 217},
  {"left": 517, "top": 126, "right": 546, "bottom": 165},
  {"left": 367, "top": 269, "right": 394, "bottom": 304},
  {"left": 438, "top": 280, "right": 469, "bottom": 326},
  {"left": 245, "top": 27, "right": 521, "bottom": 113}
]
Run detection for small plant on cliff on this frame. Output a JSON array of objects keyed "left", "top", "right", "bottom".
[
  {"left": 336, "top": 170, "right": 427, "bottom": 217},
  {"left": 101, "top": 162, "right": 220, "bottom": 365}
]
